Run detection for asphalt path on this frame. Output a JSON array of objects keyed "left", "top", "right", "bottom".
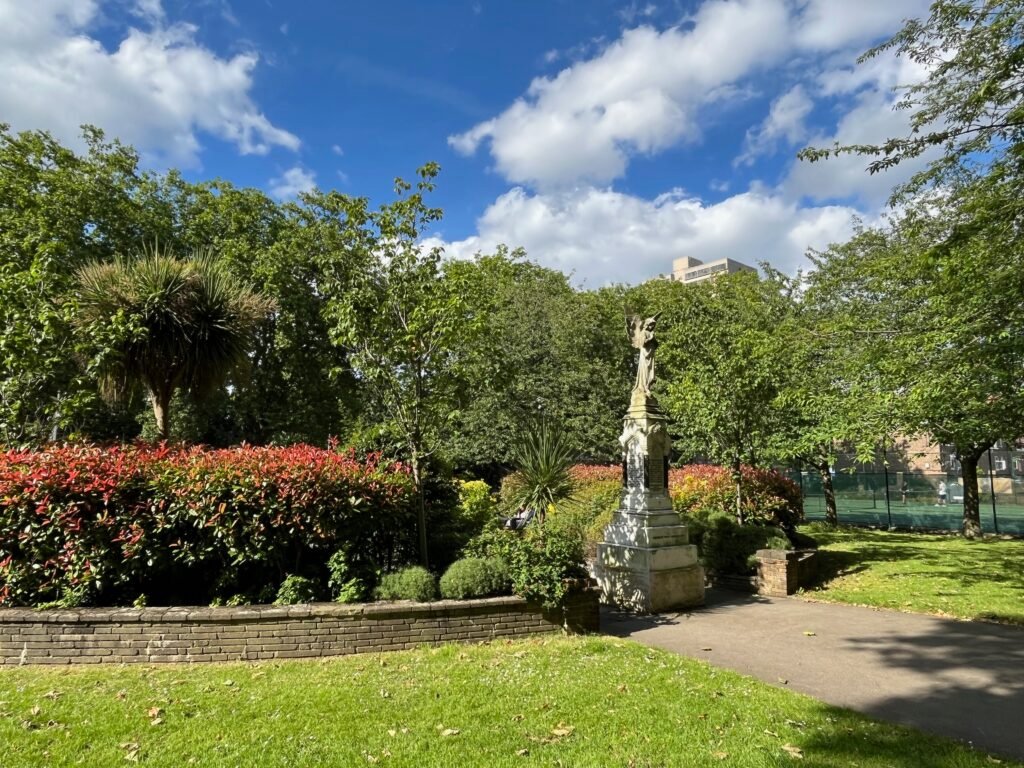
[{"left": 603, "top": 590, "right": 1024, "bottom": 761}]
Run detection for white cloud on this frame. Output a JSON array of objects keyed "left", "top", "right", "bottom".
[
  {"left": 449, "top": 0, "right": 934, "bottom": 190},
  {"left": 0, "top": 0, "right": 298, "bottom": 166},
  {"left": 736, "top": 84, "right": 813, "bottom": 166},
  {"left": 269, "top": 166, "right": 316, "bottom": 199},
  {"left": 131, "top": 0, "right": 165, "bottom": 24},
  {"left": 427, "top": 186, "right": 859, "bottom": 285},
  {"left": 450, "top": 0, "right": 792, "bottom": 188},
  {"left": 331, "top": 144, "right": 344, "bottom": 156},
  {"left": 784, "top": 51, "right": 938, "bottom": 206},
  {"left": 793, "top": 0, "right": 930, "bottom": 51},
  {"left": 618, "top": 1, "right": 657, "bottom": 24}
]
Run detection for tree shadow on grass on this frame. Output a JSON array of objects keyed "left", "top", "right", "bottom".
[
  {"left": 797, "top": 701, "right": 1019, "bottom": 766},
  {"left": 802, "top": 529, "right": 1024, "bottom": 623}
]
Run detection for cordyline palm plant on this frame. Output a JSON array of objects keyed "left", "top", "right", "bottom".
[
  {"left": 73, "top": 243, "right": 274, "bottom": 440},
  {"left": 506, "top": 421, "right": 577, "bottom": 525}
]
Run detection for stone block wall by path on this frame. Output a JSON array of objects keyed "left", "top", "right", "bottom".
[
  {"left": 0, "top": 592, "right": 599, "bottom": 666},
  {"left": 755, "top": 549, "right": 818, "bottom": 597},
  {"left": 705, "top": 549, "right": 820, "bottom": 598}
]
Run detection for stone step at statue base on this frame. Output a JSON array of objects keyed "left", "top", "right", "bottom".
[
  {"left": 595, "top": 540, "right": 705, "bottom": 614},
  {"left": 603, "top": 514, "right": 690, "bottom": 548}
]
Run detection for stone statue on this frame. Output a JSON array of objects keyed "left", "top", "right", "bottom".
[{"left": 627, "top": 312, "right": 661, "bottom": 396}]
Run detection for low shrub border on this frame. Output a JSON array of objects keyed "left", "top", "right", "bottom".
[{"left": 0, "top": 591, "right": 600, "bottom": 666}]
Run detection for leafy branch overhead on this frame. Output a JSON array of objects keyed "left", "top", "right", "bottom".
[{"left": 798, "top": 0, "right": 1024, "bottom": 199}]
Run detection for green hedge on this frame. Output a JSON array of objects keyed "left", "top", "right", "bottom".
[
  {"left": 375, "top": 566, "right": 438, "bottom": 602},
  {"left": 439, "top": 557, "right": 510, "bottom": 599}
]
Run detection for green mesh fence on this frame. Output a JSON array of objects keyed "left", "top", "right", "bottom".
[{"left": 785, "top": 470, "right": 1024, "bottom": 536}]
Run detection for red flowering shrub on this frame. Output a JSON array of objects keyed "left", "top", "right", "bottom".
[
  {"left": 0, "top": 444, "right": 416, "bottom": 607},
  {"left": 669, "top": 464, "right": 803, "bottom": 530},
  {"left": 556, "top": 463, "right": 803, "bottom": 548}
]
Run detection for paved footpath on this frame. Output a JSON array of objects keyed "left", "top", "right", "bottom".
[{"left": 603, "top": 590, "right": 1024, "bottom": 761}]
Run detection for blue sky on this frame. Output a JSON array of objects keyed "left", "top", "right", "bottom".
[{"left": 0, "top": 0, "right": 935, "bottom": 284}]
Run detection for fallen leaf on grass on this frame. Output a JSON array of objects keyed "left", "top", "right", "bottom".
[
  {"left": 712, "top": 751, "right": 729, "bottom": 760},
  {"left": 43, "top": 691, "right": 61, "bottom": 701},
  {"left": 783, "top": 744, "right": 804, "bottom": 759},
  {"left": 551, "top": 724, "right": 575, "bottom": 738},
  {"left": 147, "top": 707, "right": 163, "bottom": 719},
  {"left": 116, "top": 690, "right": 127, "bottom": 701},
  {"left": 120, "top": 743, "right": 141, "bottom": 763},
  {"left": 29, "top": 706, "right": 41, "bottom": 716},
  {"left": 150, "top": 717, "right": 164, "bottom": 727},
  {"left": 516, "top": 749, "right": 530, "bottom": 756},
  {"left": 440, "top": 728, "right": 460, "bottom": 737},
  {"left": 511, "top": 714, "right": 524, "bottom": 722},
  {"left": 777, "top": 677, "right": 789, "bottom": 685}
]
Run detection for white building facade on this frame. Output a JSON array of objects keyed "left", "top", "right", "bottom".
[{"left": 671, "top": 256, "right": 755, "bottom": 284}]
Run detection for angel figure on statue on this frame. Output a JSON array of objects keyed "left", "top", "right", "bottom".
[{"left": 627, "top": 312, "right": 661, "bottom": 396}]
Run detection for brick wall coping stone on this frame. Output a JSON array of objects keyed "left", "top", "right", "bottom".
[
  {"left": 0, "top": 595, "right": 532, "bottom": 624},
  {"left": 0, "top": 592, "right": 601, "bottom": 665}
]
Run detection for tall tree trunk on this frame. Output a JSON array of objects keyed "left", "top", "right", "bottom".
[
  {"left": 731, "top": 456, "right": 743, "bottom": 525},
  {"left": 410, "top": 450, "right": 429, "bottom": 569},
  {"left": 817, "top": 461, "right": 838, "bottom": 527},
  {"left": 958, "top": 444, "right": 989, "bottom": 539},
  {"left": 151, "top": 387, "right": 172, "bottom": 441}
]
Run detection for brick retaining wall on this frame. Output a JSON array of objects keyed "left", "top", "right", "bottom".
[{"left": 0, "top": 592, "right": 599, "bottom": 666}]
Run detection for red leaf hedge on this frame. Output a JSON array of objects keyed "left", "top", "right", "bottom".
[
  {"left": 567, "top": 462, "right": 803, "bottom": 528},
  {"left": 0, "top": 444, "right": 416, "bottom": 607}
]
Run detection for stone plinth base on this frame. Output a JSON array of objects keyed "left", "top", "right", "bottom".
[{"left": 596, "top": 541, "right": 705, "bottom": 614}]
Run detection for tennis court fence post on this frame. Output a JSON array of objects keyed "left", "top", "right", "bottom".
[
  {"left": 988, "top": 448, "right": 1000, "bottom": 535},
  {"left": 883, "top": 460, "right": 892, "bottom": 530}
]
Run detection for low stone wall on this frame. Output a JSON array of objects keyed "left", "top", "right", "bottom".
[
  {"left": 0, "top": 592, "right": 599, "bottom": 666},
  {"left": 705, "top": 549, "right": 819, "bottom": 598},
  {"left": 756, "top": 549, "right": 818, "bottom": 597}
]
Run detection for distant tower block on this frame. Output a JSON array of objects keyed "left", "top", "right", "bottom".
[{"left": 672, "top": 255, "right": 755, "bottom": 285}]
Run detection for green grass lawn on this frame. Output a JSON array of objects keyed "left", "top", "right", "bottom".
[
  {"left": 799, "top": 526, "right": 1024, "bottom": 624},
  {"left": 0, "top": 636, "right": 1014, "bottom": 767}
]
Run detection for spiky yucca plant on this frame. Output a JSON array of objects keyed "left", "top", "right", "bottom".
[
  {"left": 73, "top": 244, "right": 274, "bottom": 440},
  {"left": 507, "top": 422, "right": 576, "bottom": 525}
]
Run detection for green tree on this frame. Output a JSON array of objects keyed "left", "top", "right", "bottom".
[
  {"left": 323, "top": 164, "right": 473, "bottom": 568},
  {"left": 445, "top": 249, "right": 629, "bottom": 474},
  {"left": 659, "top": 272, "right": 793, "bottom": 523},
  {"left": 73, "top": 245, "right": 274, "bottom": 440},
  {"left": 809, "top": 184, "right": 1024, "bottom": 537},
  {"left": 0, "top": 125, "right": 147, "bottom": 445},
  {"left": 130, "top": 173, "right": 364, "bottom": 445},
  {"left": 770, "top": 261, "right": 896, "bottom": 526}
]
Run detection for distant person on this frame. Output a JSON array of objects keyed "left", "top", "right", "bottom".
[
  {"left": 937, "top": 481, "right": 947, "bottom": 506},
  {"left": 901, "top": 481, "right": 909, "bottom": 505}
]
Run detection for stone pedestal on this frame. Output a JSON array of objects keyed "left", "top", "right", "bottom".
[{"left": 595, "top": 391, "right": 705, "bottom": 613}]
